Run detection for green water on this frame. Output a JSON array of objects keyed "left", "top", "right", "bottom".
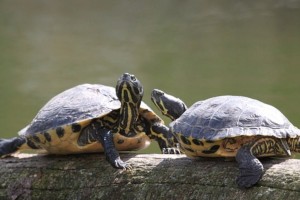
[{"left": 0, "top": 1, "right": 300, "bottom": 155}]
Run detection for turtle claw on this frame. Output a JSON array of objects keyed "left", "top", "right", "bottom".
[
  {"left": 162, "top": 143, "right": 181, "bottom": 154},
  {"left": 162, "top": 147, "right": 181, "bottom": 154},
  {"left": 112, "top": 157, "right": 131, "bottom": 170}
]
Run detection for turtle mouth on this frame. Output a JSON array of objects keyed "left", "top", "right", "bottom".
[
  {"left": 151, "top": 89, "right": 165, "bottom": 105},
  {"left": 151, "top": 89, "right": 166, "bottom": 115},
  {"left": 125, "top": 131, "right": 137, "bottom": 137}
]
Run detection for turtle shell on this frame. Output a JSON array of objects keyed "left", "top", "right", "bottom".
[
  {"left": 18, "top": 84, "right": 159, "bottom": 154},
  {"left": 19, "top": 84, "right": 121, "bottom": 136},
  {"left": 19, "top": 83, "right": 158, "bottom": 136},
  {"left": 170, "top": 95, "right": 300, "bottom": 141}
]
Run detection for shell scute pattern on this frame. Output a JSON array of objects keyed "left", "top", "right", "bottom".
[
  {"left": 19, "top": 84, "right": 120, "bottom": 136},
  {"left": 171, "top": 96, "right": 300, "bottom": 141}
]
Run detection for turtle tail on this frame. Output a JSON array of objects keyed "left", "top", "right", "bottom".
[{"left": 0, "top": 136, "right": 39, "bottom": 157}]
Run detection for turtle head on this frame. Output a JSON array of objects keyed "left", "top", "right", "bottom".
[
  {"left": 151, "top": 89, "right": 187, "bottom": 121},
  {"left": 115, "top": 73, "right": 144, "bottom": 136},
  {"left": 116, "top": 73, "right": 144, "bottom": 106}
]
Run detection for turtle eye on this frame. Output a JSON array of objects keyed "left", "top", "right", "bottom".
[
  {"left": 133, "top": 83, "right": 143, "bottom": 96},
  {"left": 134, "top": 86, "right": 140, "bottom": 95},
  {"left": 130, "top": 75, "right": 136, "bottom": 81},
  {"left": 153, "top": 89, "right": 164, "bottom": 97}
]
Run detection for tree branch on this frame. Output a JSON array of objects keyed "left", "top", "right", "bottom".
[{"left": 1, "top": 153, "right": 300, "bottom": 199}]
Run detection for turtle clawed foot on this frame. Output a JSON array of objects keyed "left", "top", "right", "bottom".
[
  {"left": 236, "top": 172, "right": 263, "bottom": 188},
  {"left": 235, "top": 145, "right": 264, "bottom": 188},
  {"left": 162, "top": 143, "right": 181, "bottom": 154},
  {"left": 236, "top": 165, "right": 264, "bottom": 188},
  {"left": 111, "top": 156, "right": 132, "bottom": 170},
  {"left": 162, "top": 147, "right": 181, "bottom": 154}
]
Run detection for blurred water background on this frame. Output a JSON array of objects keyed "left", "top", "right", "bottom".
[{"left": 0, "top": 0, "right": 300, "bottom": 155}]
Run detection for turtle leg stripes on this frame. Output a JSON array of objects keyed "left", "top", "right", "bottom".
[
  {"left": 96, "top": 128, "right": 131, "bottom": 169},
  {"left": 149, "top": 123, "right": 181, "bottom": 154},
  {"left": 79, "top": 122, "right": 130, "bottom": 169},
  {"left": 235, "top": 145, "right": 264, "bottom": 188},
  {"left": 0, "top": 137, "right": 29, "bottom": 157}
]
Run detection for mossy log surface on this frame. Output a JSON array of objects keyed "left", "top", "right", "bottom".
[{"left": 1, "top": 153, "right": 300, "bottom": 200}]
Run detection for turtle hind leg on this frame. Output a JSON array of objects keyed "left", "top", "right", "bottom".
[
  {"left": 0, "top": 137, "right": 29, "bottom": 157},
  {"left": 235, "top": 145, "right": 264, "bottom": 188}
]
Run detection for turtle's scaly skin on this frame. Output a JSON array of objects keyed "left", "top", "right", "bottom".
[{"left": 151, "top": 90, "right": 300, "bottom": 188}]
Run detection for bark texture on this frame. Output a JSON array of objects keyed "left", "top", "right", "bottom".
[{"left": 0, "top": 153, "right": 300, "bottom": 200}]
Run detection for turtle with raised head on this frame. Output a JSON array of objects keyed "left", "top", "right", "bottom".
[
  {"left": 0, "top": 73, "right": 174, "bottom": 169},
  {"left": 151, "top": 89, "right": 300, "bottom": 188}
]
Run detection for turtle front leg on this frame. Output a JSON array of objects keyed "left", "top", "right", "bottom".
[
  {"left": 96, "top": 128, "right": 131, "bottom": 169},
  {"left": 79, "top": 122, "right": 130, "bottom": 169},
  {"left": 149, "top": 123, "right": 181, "bottom": 154},
  {"left": 235, "top": 145, "right": 264, "bottom": 188}
]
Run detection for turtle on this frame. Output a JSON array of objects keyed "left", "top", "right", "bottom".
[
  {"left": 151, "top": 89, "right": 300, "bottom": 188},
  {"left": 0, "top": 73, "right": 174, "bottom": 169}
]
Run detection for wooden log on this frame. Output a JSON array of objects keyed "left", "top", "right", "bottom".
[{"left": 0, "top": 153, "right": 300, "bottom": 200}]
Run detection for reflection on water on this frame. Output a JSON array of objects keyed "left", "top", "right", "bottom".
[{"left": 0, "top": 1, "right": 300, "bottom": 155}]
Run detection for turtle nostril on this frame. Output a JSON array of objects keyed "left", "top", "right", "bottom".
[
  {"left": 122, "top": 73, "right": 131, "bottom": 80},
  {"left": 154, "top": 89, "right": 164, "bottom": 96}
]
